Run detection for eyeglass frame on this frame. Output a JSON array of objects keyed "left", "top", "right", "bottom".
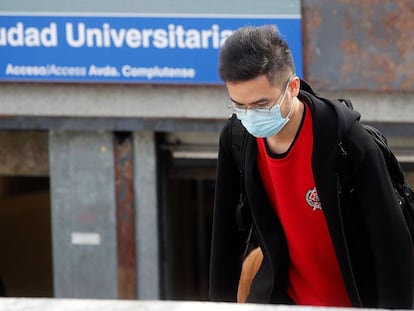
[{"left": 226, "top": 74, "right": 295, "bottom": 114}]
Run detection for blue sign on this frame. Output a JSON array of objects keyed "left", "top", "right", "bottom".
[{"left": 0, "top": 14, "right": 302, "bottom": 84}]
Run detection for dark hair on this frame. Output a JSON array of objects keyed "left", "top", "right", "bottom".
[{"left": 218, "top": 25, "right": 295, "bottom": 86}]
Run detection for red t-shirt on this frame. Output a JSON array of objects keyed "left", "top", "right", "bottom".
[{"left": 256, "top": 103, "right": 351, "bottom": 307}]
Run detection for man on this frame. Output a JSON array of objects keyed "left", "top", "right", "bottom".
[{"left": 209, "top": 25, "right": 414, "bottom": 308}]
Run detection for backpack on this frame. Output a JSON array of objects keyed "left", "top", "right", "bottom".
[
  {"left": 336, "top": 99, "right": 414, "bottom": 241},
  {"left": 229, "top": 98, "right": 414, "bottom": 242}
]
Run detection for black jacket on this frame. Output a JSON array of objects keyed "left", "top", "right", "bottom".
[{"left": 210, "top": 81, "right": 414, "bottom": 309}]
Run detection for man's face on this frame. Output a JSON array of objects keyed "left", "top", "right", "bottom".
[{"left": 226, "top": 75, "right": 291, "bottom": 117}]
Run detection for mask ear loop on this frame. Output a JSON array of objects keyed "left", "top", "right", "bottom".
[
  {"left": 279, "top": 78, "right": 295, "bottom": 119},
  {"left": 284, "top": 97, "right": 296, "bottom": 120}
]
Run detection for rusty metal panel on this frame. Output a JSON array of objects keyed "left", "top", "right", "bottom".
[
  {"left": 302, "top": 0, "right": 414, "bottom": 91},
  {"left": 114, "top": 132, "right": 137, "bottom": 299}
]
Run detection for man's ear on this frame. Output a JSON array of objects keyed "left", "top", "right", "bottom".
[{"left": 289, "top": 76, "right": 300, "bottom": 97}]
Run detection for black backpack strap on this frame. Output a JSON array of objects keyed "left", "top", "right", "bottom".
[{"left": 362, "top": 124, "right": 404, "bottom": 184}]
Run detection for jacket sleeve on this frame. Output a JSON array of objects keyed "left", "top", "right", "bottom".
[
  {"left": 348, "top": 124, "right": 414, "bottom": 309},
  {"left": 209, "top": 122, "right": 250, "bottom": 302}
]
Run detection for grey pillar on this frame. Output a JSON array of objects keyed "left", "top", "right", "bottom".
[
  {"left": 133, "top": 132, "right": 160, "bottom": 299},
  {"left": 49, "top": 131, "right": 118, "bottom": 298}
]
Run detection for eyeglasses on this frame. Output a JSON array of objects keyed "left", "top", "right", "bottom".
[{"left": 227, "top": 75, "right": 294, "bottom": 114}]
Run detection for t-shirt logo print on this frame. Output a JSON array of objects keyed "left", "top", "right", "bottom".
[{"left": 306, "top": 187, "right": 322, "bottom": 211}]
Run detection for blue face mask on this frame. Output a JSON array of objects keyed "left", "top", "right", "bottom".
[{"left": 235, "top": 84, "right": 294, "bottom": 138}]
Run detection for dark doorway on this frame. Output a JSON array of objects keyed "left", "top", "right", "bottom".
[
  {"left": 158, "top": 136, "right": 216, "bottom": 301},
  {"left": 0, "top": 176, "right": 53, "bottom": 297}
]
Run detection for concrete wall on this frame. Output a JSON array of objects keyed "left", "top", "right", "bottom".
[{"left": 0, "top": 83, "right": 414, "bottom": 124}]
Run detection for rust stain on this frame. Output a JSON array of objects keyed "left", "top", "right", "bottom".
[
  {"left": 340, "top": 40, "right": 358, "bottom": 75},
  {"left": 114, "top": 133, "right": 137, "bottom": 299},
  {"left": 302, "top": 1, "right": 323, "bottom": 79},
  {"left": 304, "top": 0, "right": 414, "bottom": 91}
]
